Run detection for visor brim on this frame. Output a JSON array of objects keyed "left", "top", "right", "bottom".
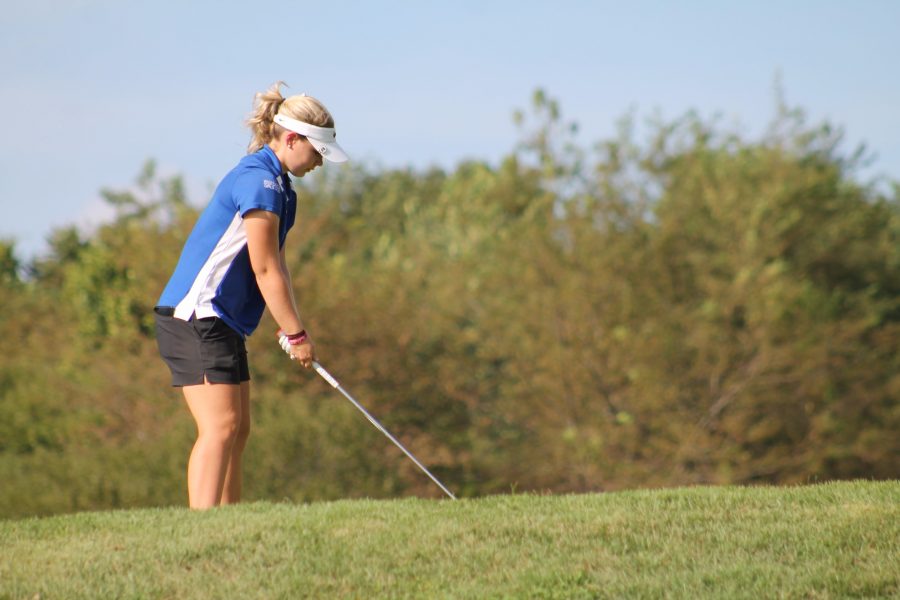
[{"left": 308, "top": 139, "right": 349, "bottom": 163}]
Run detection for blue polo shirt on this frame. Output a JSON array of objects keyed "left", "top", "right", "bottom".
[{"left": 157, "top": 145, "right": 296, "bottom": 337}]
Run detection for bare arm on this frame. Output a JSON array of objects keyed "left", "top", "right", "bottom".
[
  {"left": 280, "top": 246, "right": 299, "bottom": 312},
  {"left": 245, "top": 209, "right": 315, "bottom": 366}
]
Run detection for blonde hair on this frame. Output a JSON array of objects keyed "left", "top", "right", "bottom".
[{"left": 246, "top": 81, "right": 335, "bottom": 153}]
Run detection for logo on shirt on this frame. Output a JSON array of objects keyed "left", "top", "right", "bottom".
[{"left": 262, "top": 179, "right": 283, "bottom": 192}]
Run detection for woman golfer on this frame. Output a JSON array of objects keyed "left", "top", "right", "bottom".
[{"left": 154, "top": 82, "right": 348, "bottom": 509}]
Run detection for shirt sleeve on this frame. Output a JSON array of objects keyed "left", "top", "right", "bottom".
[{"left": 232, "top": 169, "right": 284, "bottom": 217}]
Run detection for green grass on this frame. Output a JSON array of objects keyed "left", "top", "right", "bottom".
[{"left": 1, "top": 481, "right": 897, "bottom": 599}]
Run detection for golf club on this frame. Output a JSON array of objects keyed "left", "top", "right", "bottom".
[{"left": 278, "top": 333, "right": 457, "bottom": 500}]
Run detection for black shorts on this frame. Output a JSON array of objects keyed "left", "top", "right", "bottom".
[{"left": 154, "top": 307, "right": 250, "bottom": 387}]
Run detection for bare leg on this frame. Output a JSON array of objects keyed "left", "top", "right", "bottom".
[
  {"left": 183, "top": 381, "right": 243, "bottom": 509},
  {"left": 221, "top": 382, "right": 251, "bottom": 505}
]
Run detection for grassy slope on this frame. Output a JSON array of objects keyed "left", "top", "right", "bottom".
[{"left": 1, "top": 481, "right": 897, "bottom": 599}]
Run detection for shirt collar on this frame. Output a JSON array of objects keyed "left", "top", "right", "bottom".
[
  {"left": 260, "top": 145, "right": 294, "bottom": 195},
  {"left": 260, "top": 145, "right": 284, "bottom": 175}
]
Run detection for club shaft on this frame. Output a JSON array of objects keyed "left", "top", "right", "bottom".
[{"left": 313, "top": 362, "right": 456, "bottom": 500}]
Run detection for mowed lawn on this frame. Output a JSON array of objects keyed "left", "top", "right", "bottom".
[{"left": 1, "top": 481, "right": 897, "bottom": 599}]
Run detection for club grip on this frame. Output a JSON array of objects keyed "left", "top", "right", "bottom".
[{"left": 277, "top": 333, "right": 292, "bottom": 355}]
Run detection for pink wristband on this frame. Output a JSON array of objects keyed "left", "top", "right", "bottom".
[{"left": 286, "top": 330, "right": 308, "bottom": 345}]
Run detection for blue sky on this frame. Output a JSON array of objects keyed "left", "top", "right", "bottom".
[{"left": 2, "top": 0, "right": 898, "bottom": 260}]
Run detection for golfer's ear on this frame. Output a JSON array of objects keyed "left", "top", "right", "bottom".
[
  {"left": 285, "top": 132, "right": 303, "bottom": 147},
  {"left": 244, "top": 209, "right": 281, "bottom": 275}
]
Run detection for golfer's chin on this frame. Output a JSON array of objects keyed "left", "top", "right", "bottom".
[{"left": 290, "top": 166, "right": 316, "bottom": 178}]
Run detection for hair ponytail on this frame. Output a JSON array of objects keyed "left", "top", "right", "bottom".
[
  {"left": 246, "top": 81, "right": 286, "bottom": 153},
  {"left": 246, "top": 81, "right": 336, "bottom": 154}
]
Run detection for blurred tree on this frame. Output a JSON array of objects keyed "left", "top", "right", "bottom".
[
  {"left": 0, "top": 240, "right": 20, "bottom": 286},
  {"left": 2, "top": 91, "right": 898, "bottom": 518}
]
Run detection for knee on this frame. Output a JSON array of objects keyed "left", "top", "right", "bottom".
[
  {"left": 202, "top": 413, "right": 242, "bottom": 446},
  {"left": 235, "top": 414, "right": 251, "bottom": 446}
]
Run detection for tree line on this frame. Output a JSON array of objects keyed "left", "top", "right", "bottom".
[{"left": 1, "top": 91, "right": 898, "bottom": 518}]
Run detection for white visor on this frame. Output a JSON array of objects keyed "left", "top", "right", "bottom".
[{"left": 273, "top": 114, "right": 349, "bottom": 163}]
